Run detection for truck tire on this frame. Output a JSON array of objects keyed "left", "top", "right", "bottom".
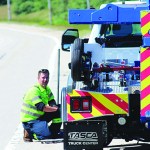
[{"left": 71, "top": 38, "right": 84, "bottom": 81}]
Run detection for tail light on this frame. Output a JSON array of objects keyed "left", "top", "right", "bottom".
[
  {"left": 71, "top": 96, "right": 92, "bottom": 112},
  {"left": 72, "top": 99, "right": 80, "bottom": 110},
  {"left": 82, "top": 99, "right": 90, "bottom": 110}
]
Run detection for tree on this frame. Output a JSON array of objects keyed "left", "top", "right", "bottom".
[
  {"left": 0, "top": 0, "right": 7, "bottom": 5},
  {"left": 12, "top": 0, "right": 47, "bottom": 14}
]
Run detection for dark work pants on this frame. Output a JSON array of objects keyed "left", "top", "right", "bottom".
[
  {"left": 39, "top": 108, "right": 62, "bottom": 137},
  {"left": 22, "top": 106, "right": 62, "bottom": 140}
]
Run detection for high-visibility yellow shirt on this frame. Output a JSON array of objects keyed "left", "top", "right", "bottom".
[{"left": 21, "top": 83, "right": 54, "bottom": 122}]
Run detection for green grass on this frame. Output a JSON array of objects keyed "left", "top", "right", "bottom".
[
  {"left": 0, "top": 5, "right": 8, "bottom": 21},
  {"left": 0, "top": 5, "right": 91, "bottom": 37},
  {"left": 12, "top": 9, "right": 50, "bottom": 25}
]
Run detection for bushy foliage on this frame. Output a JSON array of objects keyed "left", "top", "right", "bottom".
[
  {"left": 51, "top": 0, "right": 66, "bottom": 15},
  {"left": 12, "top": 0, "right": 110, "bottom": 15},
  {"left": 67, "top": 1, "right": 86, "bottom": 9},
  {"left": 12, "top": 0, "right": 47, "bottom": 14},
  {"left": 11, "top": 0, "right": 117, "bottom": 25},
  {"left": 0, "top": 0, "right": 7, "bottom": 5}
]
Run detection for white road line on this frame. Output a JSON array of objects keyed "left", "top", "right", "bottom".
[
  {"left": 4, "top": 123, "right": 23, "bottom": 150},
  {"left": 2, "top": 26, "right": 60, "bottom": 150}
]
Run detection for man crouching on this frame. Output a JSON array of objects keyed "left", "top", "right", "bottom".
[{"left": 21, "top": 69, "right": 62, "bottom": 142}]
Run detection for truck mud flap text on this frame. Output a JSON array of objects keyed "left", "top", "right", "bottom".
[{"left": 64, "top": 120, "right": 107, "bottom": 150}]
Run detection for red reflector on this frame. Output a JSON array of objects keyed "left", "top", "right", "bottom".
[
  {"left": 73, "top": 99, "right": 80, "bottom": 110},
  {"left": 82, "top": 99, "right": 89, "bottom": 110}
]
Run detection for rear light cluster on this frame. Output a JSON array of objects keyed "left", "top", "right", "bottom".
[{"left": 70, "top": 96, "right": 92, "bottom": 112}]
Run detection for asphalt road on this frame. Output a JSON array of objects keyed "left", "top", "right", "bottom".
[
  {"left": 1, "top": 23, "right": 150, "bottom": 150},
  {"left": 0, "top": 23, "right": 69, "bottom": 150}
]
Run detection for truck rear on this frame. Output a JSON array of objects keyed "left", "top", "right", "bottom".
[{"left": 61, "top": 1, "right": 150, "bottom": 149}]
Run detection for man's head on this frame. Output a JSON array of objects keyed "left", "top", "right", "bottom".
[{"left": 38, "top": 69, "right": 49, "bottom": 88}]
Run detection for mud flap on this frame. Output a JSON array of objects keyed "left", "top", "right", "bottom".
[{"left": 64, "top": 120, "right": 107, "bottom": 150}]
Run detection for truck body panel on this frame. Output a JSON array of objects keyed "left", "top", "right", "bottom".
[
  {"left": 61, "top": 0, "right": 150, "bottom": 149},
  {"left": 66, "top": 90, "right": 128, "bottom": 121}
]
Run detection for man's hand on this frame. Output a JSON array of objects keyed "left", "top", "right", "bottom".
[{"left": 43, "top": 105, "right": 58, "bottom": 112}]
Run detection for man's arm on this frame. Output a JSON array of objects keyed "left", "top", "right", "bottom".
[{"left": 35, "top": 102, "right": 58, "bottom": 112}]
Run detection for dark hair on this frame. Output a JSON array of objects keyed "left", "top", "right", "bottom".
[{"left": 38, "top": 69, "right": 49, "bottom": 76}]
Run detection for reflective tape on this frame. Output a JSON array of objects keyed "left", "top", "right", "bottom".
[
  {"left": 21, "top": 109, "right": 42, "bottom": 118},
  {"left": 32, "top": 96, "right": 41, "bottom": 102},
  {"left": 140, "top": 11, "right": 150, "bottom": 117},
  {"left": 23, "top": 103, "right": 37, "bottom": 110},
  {"left": 52, "top": 118, "right": 62, "bottom": 123},
  {"left": 33, "top": 133, "right": 38, "bottom": 140},
  {"left": 67, "top": 90, "right": 128, "bottom": 121}
]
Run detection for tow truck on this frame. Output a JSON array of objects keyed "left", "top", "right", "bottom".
[{"left": 60, "top": 0, "right": 150, "bottom": 149}]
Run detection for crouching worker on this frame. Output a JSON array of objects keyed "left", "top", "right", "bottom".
[{"left": 21, "top": 69, "right": 62, "bottom": 142}]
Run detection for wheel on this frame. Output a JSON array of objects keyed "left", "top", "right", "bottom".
[{"left": 71, "top": 38, "right": 84, "bottom": 81}]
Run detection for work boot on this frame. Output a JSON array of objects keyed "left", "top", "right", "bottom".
[{"left": 23, "top": 129, "right": 33, "bottom": 142}]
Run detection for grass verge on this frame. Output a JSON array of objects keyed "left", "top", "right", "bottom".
[{"left": 0, "top": 5, "right": 91, "bottom": 37}]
